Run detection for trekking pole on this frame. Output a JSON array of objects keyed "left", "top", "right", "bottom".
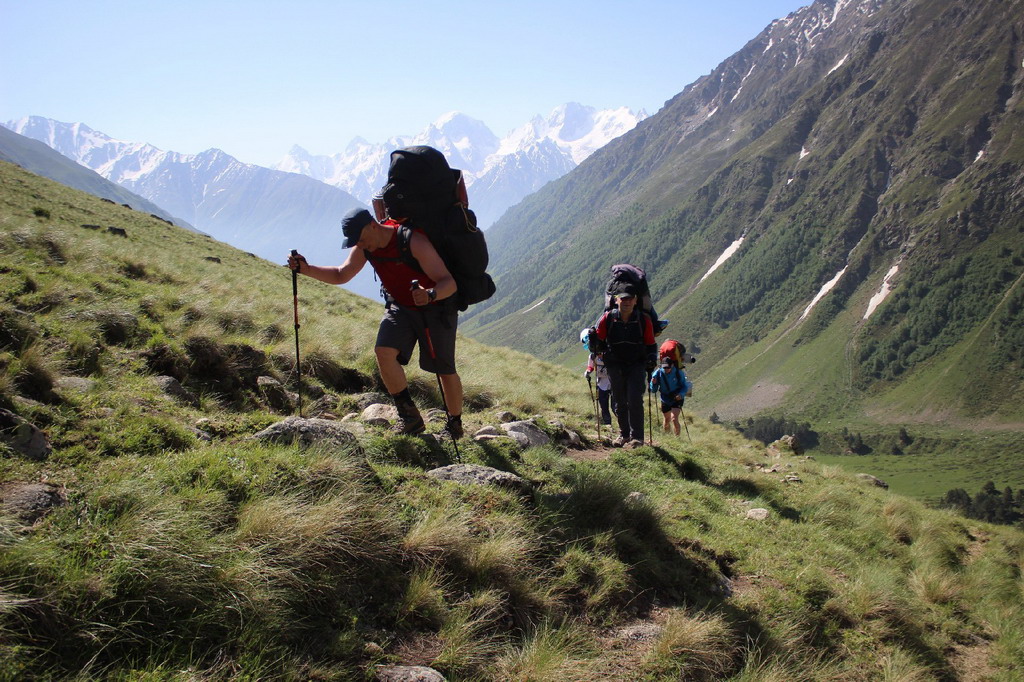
[
  {"left": 646, "top": 370, "right": 654, "bottom": 446},
  {"left": 682, "top": 407, "right": 692, "bottom": 443},
  {"left": 586, "top": 373, "right": 601, "bottom": 441},
  {"left": 411, "top": 280, "right": 461, "bottom": 462},
  {"left": 290, "top": 250, "right": 303, "bottom": 418}
]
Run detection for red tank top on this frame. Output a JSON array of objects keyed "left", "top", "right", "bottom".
[{"left": 365, "top": 223, "right": 437, "bottom": 308}]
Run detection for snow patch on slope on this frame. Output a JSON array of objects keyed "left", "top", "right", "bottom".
[
  {"left": 801, "top": 267, "right": 848, "bottom": 319},
  {"left": 864, "top": 263, "right": 900, "bottom": 319},
  {"left": 827, "top": 53, "right": 849, "bottom": 75},
  {"left": 699, "top": 237, "right": 745, "bottom": 284}
]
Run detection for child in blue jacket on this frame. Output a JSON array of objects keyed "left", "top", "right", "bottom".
[{"left": 649, "top": 357, "right": 692, "bottom": 436}]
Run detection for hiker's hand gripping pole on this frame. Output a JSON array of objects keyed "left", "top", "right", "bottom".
[
  {"left": 290, "top": 250, "right": 303, "bottom": 418},
  {"left": 411, "top": 279, "right": 461, "bottom": 461}
]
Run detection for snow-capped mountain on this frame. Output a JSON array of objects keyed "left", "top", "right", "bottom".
[{"left": 274, "top": 103, "right": 647, "bottom": 228}]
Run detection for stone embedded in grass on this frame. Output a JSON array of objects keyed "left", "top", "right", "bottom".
[
  {"left": 0, "top": 408, "right": 51, "bottom": 460},
  {"left": 857, "top": 473, "right": 889, "bottom": 489},
  {"left": 500, "top": 420, "right": 550, "bottom": 448},
  {"left": 154, "top": 375, "right": 200, "bottom": 408},
  {"left": 426, "top": 463, "right": 533, "bottom": 496},
  {"left": 362, "top": 403, "right": 398, "bottom": 426},
  {"left": 55, "top": 376, "right": 94, "bottom": 394},
  {"left": 0, "top": 481, "right": 65, "bottom": 523},
  {"left": 746, "top": 508, "right": 770, "bottom": 521},
  {"left": 353, "top": 392, "right": 391, "bottom": 410},
  {"left": 374, "top": 665, "right": 446, "bottom": 682},
  {"left": 257, "top": 375, "right": 296, "bottom": 413},
  {"left": 251, "top": 416, "right": 361, "bottom": 452}
]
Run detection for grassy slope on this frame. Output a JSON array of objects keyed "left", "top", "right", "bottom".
[{"left": 2, "top": 161, "right": 1024, "bottom": 680}]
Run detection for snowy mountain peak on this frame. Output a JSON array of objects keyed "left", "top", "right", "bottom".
[{"left": 272, "top": 103, "right": 646, "bottom": 227}]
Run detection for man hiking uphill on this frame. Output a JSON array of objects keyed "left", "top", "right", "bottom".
[
  {"left": 593, "top": 286, "right": 657, "bottom": 448},
  {"left": 288, "top": 207, "right": 464, "bottom": 438}
]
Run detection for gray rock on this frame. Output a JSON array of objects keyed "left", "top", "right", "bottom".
[
  {"left": 746, "top": 508, "right": 770, "bottom": 521},
  {"left": 473, "top": 434, "right": 516, "bottom": 444},
  {"left": 427, "top": 464, "right": 533, "bottom": 496},
  {"left": 0, "top": 409, "right": 51, "bottom": 460},
  {"left": 257, "top": 376, "right": 295, "bottom": 413},
  {"left": 0, "top": 481, "right": 66, "bottom": 523},
  {"left": 857, "top": 473, "right": 889, "bottom": 489},
  {"left": 500, "top": 420, "right": 550, "bottom": 448},
  {"left": 354, "top": 392, "right": 390, "bottom": 410},
  {"left": 55, "top": 376, "right": 94, "bottom": 394},
  {"left": 251, "top": 416, "right": 360, "bottom": 451},
  {"left": 494, "top": 410, "right": 517, "bottom": 422},
  {"left": 154, "top": 375, "right": 200, "bottom": 408},
  {"left": 375, "top": 666, "right": 446, "bottom": 682},
  {"left": 768, "top": 434, "right": 804, "bottom": 457},
  {"left": 473, "top": 425, "right": 501, "bottom": 437},
  {"left": 624, "top": 491, "right": 649, "bottom": 506},
  {"left": 425, "top": 408, "right": 447, "bottom": 424},
  {"left": 555, "top": 428, "right": 583, "bottom": 447},
  {"left": 307, "top": 394, "right": 340, "bottom": 417},
  {"left": 782, "top": 474, "right": 803, "bottom": 484},
  {"left": 362, "top": 403, "right": 398, "bottom": 426}
]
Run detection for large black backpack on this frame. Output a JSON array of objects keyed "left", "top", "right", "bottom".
[
  {"left": 373, "top": 146, "right": 495, "bottom": 311},
  {"left": 604, "top": 263, "right": 666, "bottom": 334}
]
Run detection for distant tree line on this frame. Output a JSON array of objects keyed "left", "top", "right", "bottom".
[
  {"left": 725, "top": 414, "right": 819, "bottom": 448},
  {"left": 940, "top": 482, "right": 1024, "bottom": 527}
]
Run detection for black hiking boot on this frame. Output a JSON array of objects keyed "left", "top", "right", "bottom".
[
  {"left": 391, "top": 389, "right": 426, "bottom": 435},
  {"left": 392, "top": 414, "right": 426, "bottom": 435},
  {"left": 442, "top": 414, "right": 464, "bottom": 439}
]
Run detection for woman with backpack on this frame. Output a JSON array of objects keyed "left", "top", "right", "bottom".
[
  {"left": 649, "top": 356, "right": 693, "bottom": 436},
  {"left": 593, "top": 287, "right": 658, "bottom": 448}
]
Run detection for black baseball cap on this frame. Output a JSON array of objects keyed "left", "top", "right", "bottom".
[{"left": 341, "top": 208, "right": 373, "bottom": 248}]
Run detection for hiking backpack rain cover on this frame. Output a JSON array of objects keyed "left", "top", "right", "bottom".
[{"left": 374, "top": 146, "right": 496, "bottom": 311}]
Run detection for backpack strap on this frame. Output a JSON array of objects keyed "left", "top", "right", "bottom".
[{"left": 363, "top": 225, "right": 423, "bottom": 273}]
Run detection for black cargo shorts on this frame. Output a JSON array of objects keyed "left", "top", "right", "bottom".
[{"left": 376, "top": 300, "right": 458, "bottom": 374}]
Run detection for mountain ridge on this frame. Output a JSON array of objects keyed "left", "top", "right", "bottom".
[{"left": 460, "top": 0, "right": 1024, "bottom": 429}]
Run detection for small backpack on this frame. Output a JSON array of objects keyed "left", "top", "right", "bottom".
[
  {"left": 604, "top": 264, "right": 667, "bottom": 334},
  {"left": 659, "top": 339, "right": 694, "bottom": 367},
  {"left": 373, "top": 146, "right": 495, "bottom": 310}
]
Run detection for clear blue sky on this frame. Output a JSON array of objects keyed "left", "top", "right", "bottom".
[{"left": 1, "top": 0, "right": 809, "bottom": 167}]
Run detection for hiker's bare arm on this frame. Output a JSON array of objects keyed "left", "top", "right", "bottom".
[
  {"left": 409, "top": 232, "right": 456, "bottom": 301},
  {"left": 288, "top": 249, "right": 365, "bottom": 285}
]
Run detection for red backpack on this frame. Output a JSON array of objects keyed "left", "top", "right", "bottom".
[{"left": 659, "top": 339, "right": 687, "bottom": 367}]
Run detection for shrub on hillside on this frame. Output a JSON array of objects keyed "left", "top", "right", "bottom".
[{"left": 730, "top": 414, "right": 818, "bottom": 447}]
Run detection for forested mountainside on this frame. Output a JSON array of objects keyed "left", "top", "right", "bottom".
[{"left": 462, "top": 0, "right": 1024, "bottom": 424}]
